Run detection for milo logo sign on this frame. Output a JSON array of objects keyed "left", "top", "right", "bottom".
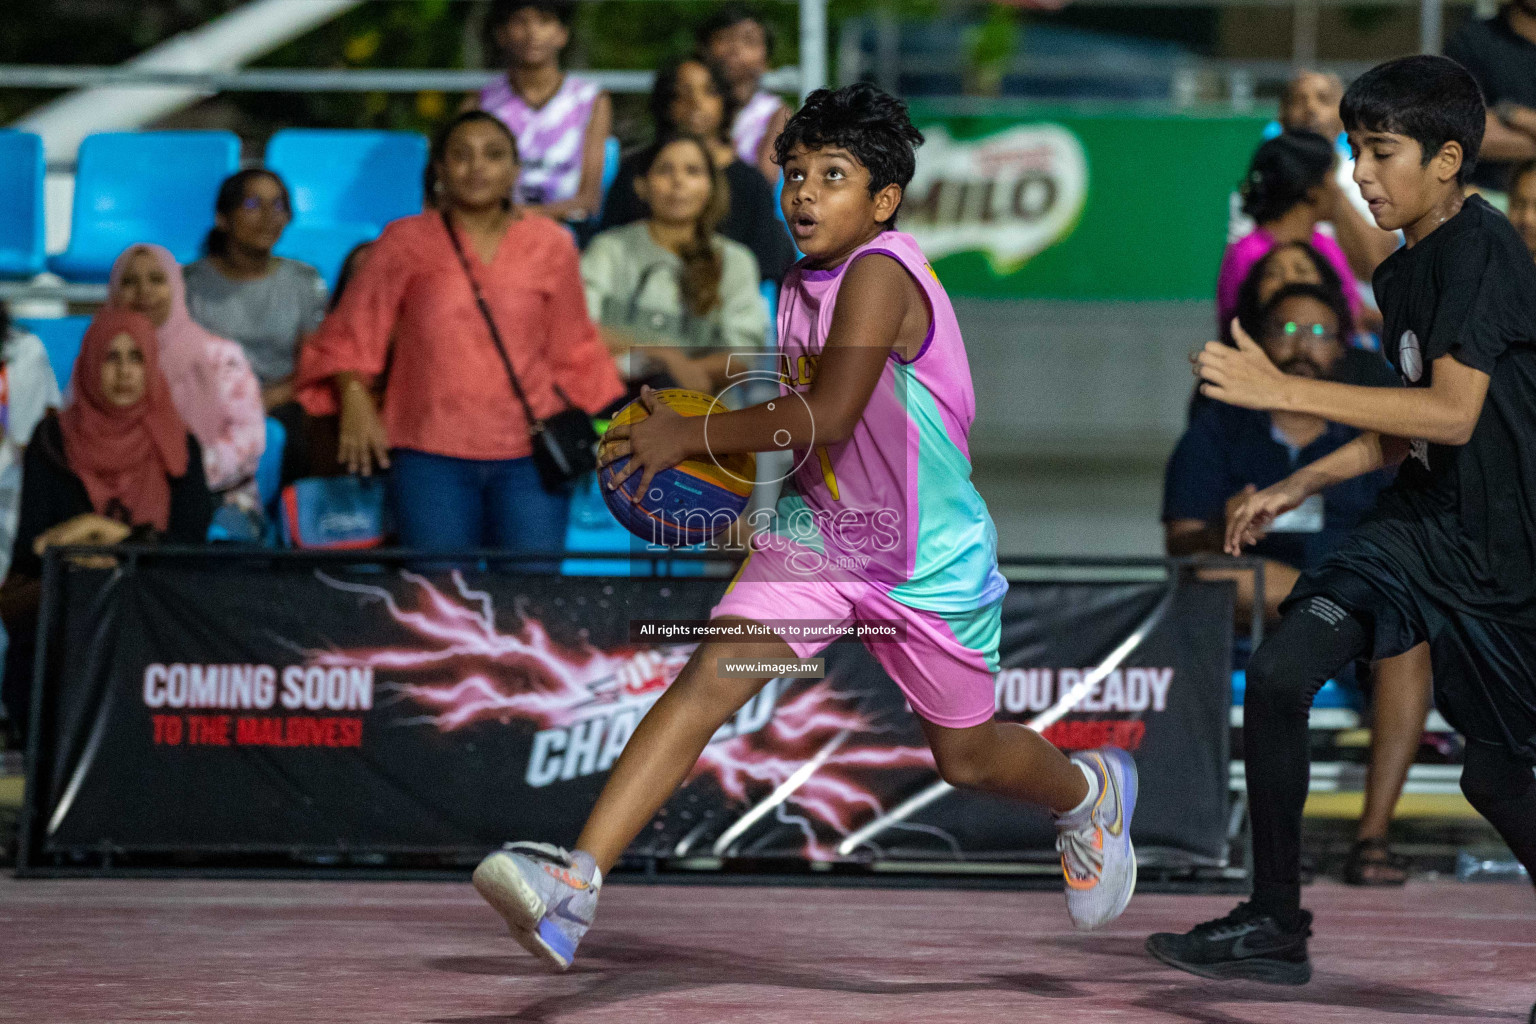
[{"left": 904, "top": 123, "right": 1088, "bottom": 272}]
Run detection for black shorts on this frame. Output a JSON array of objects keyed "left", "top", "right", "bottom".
[{"left": 1287, "top": 540, "right": 1536, "bottom": 765}]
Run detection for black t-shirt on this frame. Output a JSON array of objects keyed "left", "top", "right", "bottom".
[
  {"left": 1345, "top": 195, "right": 1536, "bottom": 623},
  {"left": 599, "top": 152, "right": 796, "bottom": 283},
  {"left": 1446, "top": 7, "right": 1536, "bottom": 190}
]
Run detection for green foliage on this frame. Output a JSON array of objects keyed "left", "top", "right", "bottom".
[
  {"left": 243, "top": 0, "right": 466, "bottom": 136},
  {"left": 1340, "top": 5, "right": 1400, "bottom": 34},
  {"left": 964, "top": 4, "right": 1021, "bottom": 96},
  {"left": 4, "top": 0, "right": 959, "bottom": 141},
  {"left": 0, "top": 0, "right": 247, "bottom": 123}
]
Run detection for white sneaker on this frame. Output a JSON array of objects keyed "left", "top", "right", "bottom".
[
  {"left": 1054, "top": 747, "right": 1138, "bottom": 930},
  {"left": 472, "top": 842, "right": 600, "bottom": 970}
]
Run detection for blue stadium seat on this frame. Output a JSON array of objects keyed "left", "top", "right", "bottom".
[
  {"left": 265, "top": 129, "right": 428, "bottom": 289},
  {"left": 16, "top": 316, "right": 90, "bottom": 392},
  {"left": 562, "top": 473, "right": 641, "bottom": 575},
  {"left": 255, "top": 416, "right": 285, "bottom": 511},
  {"left": 49, "top": 132, "right": 241, "bottom": 282},
  {"left": 595, "top": 136, "right": 623, "bottom": 222},
  {"left": 560, "top": 473, "right": 707, "bottom": 577},
  {"left": 0, "top": 131, "right": 46, "bottom": 278},
  {"left": 600, "top": 136, "right": 621, "bottom": 197},
  {"left": 759, "top": 280, "right": 778, "bottom": 346},
  {"left": 1231, "top": 670, "right": 1363, "bottom": 711}
]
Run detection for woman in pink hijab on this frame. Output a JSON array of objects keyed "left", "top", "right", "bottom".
[{"left": 108, "top": 244, "right": 266, "bottom": 505}]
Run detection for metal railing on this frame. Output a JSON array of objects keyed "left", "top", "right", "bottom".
[{"left": 0, "top": 64, "right": 802, "bottom": 96}]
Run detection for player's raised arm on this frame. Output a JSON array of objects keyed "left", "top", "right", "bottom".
[{"left": 1197, "top": 321, "right": 1490, "bottom": 446}]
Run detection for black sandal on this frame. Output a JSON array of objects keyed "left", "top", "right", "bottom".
[{"left": 1343, "top": 837, "right": 1410, "bottom": 886}]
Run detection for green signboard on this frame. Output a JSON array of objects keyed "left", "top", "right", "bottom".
[{"left": 904, "top": 103, "right": 1271, "bottom": 301}]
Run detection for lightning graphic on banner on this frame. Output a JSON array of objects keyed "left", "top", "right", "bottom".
[{"left": 303, "top": 570, "right": 935, "bottom": 859}]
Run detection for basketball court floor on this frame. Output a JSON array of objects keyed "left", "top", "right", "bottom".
[{"left": 3, "top": 876, "right": 1530, "bottom": 1022}]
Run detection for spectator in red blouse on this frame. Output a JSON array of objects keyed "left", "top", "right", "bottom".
[{"left": 297, "top": 110, "right": 624, "bottom": 554}]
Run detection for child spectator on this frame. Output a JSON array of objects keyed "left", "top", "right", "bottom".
[
  {"left": 582, "top": 132, "right": 767, "bottom": 395},
  {"left": 109, "top": 245, "right": 266, "bottom": 524},
  {"left": 184, "top": 169, "right": 328, "bottom": 482},
  {"left": 474, "top": 0, "right": 612, "bottom": 223},
  {"left": 0, "top": 304, "right": 62, "bottom": 585},
  {"left": 1217, "top": 131, "right": 1361, "bottom": 335},
  {"left": 296, "top": 111, "right": 623, "bottom": 554},
  {"left": 185, "top": 170, "right": 328, "bottom": 403},
  {"left": 3, "top": 310, "right": 211, "bottom": 741},
  {"left": 1509, "top": 159, "right": 1536, "bottom": 260},
  {"left": 697, "top": 4, "right": 791, "bottom": 183},
  {"left": 600, "top": 55, "right": 795, "bottom": 282}
]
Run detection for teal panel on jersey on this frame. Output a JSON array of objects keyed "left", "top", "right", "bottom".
[{"left": 887, "top": 367, "right": 1009, "bottom": 613}]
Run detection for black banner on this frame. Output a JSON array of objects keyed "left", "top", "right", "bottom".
[{"left": 25, "top": 558, "right": 1231, "bottom": 866}]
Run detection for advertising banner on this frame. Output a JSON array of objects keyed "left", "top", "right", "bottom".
[
  {"left": 905, "top": 103, "right": 1269, "bottom": 300},
  {"left": 25, "top": 560, "right": 1231, "bottom": 867}
]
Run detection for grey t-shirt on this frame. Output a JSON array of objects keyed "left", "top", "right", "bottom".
[
  {"left": 580, "top": 221, "right": 768, "bottom": 353},
  {"left": 184, "top": 257, "right": 329, "bottom": 385}
]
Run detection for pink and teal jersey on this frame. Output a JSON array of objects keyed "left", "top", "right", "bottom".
[{"left": 764, "top": 230, "right": 1007, "bottom": 613}]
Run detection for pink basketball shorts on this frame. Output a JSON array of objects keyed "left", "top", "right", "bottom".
[{"left": 709, "top": 544, "right": 1002, "bottom": 729}]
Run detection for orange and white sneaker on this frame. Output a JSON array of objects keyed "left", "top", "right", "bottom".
[
  {"left": 472, "top": 842, "right": 600, "bottom": 970},
  {"left": 1054, "top": 747, "right": 1138, "bottom": 931}
]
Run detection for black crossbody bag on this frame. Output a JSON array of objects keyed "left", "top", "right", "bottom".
[{"left": 442, "top": 210, "right": 600, "bottom": 491}]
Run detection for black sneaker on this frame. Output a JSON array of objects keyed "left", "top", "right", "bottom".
[{"left": 1145, "top": 901, "right": 1313, "bottom": 985}]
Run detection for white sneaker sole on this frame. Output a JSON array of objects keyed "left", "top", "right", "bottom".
[{"left": 472, "top": 853, "right": 572, "bottom": 970}]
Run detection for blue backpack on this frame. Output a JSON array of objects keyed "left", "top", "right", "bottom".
[{"left": 279, "top": 476, "right": 388, "bottom": 549}]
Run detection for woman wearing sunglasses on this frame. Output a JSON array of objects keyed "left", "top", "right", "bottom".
[{"left": 185, "top": 170, "right": 329, "bottom": 481}]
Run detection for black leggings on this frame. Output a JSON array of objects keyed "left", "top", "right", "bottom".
[{"left": 1245, "top": 595, "right": 1536, "bottom": 921}]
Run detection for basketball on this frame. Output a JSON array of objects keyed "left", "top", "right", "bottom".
[{"left": 599, "top": 389, "right": 757, "bottom": 547}]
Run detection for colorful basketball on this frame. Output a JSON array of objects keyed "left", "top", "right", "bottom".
[{"left": 599, "top": 389, "right": 757, "bottom": 547}]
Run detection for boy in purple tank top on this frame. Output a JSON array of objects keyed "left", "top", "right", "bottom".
[
  {"left": 698, "top": 4, "right": 791, "bottom": 183},
  {"left": 471, "top": 85, "right": 1140, "bottom": 971},
  {"left": 474, "top": 0, "right": 612, "bottom": 222}
]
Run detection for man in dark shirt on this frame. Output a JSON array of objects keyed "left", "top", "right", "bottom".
[
  {"left": 1165, "top": 282, "right": 1392, "bottom": 617},
  {"left": 1447, "top": 1, "right": 1536, "bottom": 190},
  {"left": 1149, "top": 56, "right": 1536, "bottom": 986}
]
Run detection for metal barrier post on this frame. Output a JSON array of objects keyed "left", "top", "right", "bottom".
[
  {"left": 798, "top": 0, "right": 827, "bottom": 99},
  {"left": 1421, "top": 0, "right": 1444, "bottom": 53}
]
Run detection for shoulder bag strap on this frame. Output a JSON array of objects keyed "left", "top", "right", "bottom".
[
  {"left": 624, "top": 261, "right": 671, "bottom": 321},
  {"left": 441, "top": 209, "right": 569, "bottom": 425}
]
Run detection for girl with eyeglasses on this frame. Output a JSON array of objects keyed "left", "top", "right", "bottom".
[{"left": 184, "top": 170, "right": 329, "bottom": 481}]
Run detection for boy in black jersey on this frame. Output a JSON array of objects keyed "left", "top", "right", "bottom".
[{"left": 1147, "top": 55, "right": 1536, "bottom": 986}]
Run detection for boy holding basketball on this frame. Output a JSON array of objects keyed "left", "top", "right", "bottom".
[{"left": 473, "top": 84, "right": 1139, "bottom": 970}]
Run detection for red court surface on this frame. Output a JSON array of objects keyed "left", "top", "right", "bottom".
[{"left": 2, "top": 876, "right": 1531, "bottom": 1023}]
